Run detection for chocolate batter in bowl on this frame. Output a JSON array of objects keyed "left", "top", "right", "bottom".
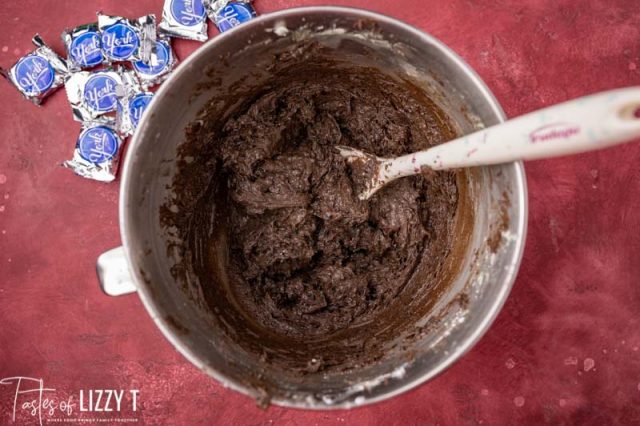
[
  {"left": 116, "top": 7, "right": 527, "bottom": 408},
  {"left": 177, "top": 57, "right": 464, "bottom": 370}
]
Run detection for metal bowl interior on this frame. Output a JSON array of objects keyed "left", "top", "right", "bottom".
[{"left": 120, "top": 6, "right": 527, "bottom": 409}]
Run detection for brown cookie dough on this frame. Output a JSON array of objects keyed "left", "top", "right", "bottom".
[
  {"left": 162, "top": 41, "right": 474, "bottom": 375},
  {"left": 210, "top": 66, "right": 459, "bottom": 338}
]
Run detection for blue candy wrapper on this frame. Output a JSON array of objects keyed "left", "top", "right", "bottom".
[
  {"left": 97, "top": 13, "right": 156, "bottom": 64},
  {"left": 63, "top": 123, "right": 124, "bottom": 182},
  {"left": 0, "top": 35, "right": 68, "bottom": 105},
  {"left": 132, "top": 37, "right": 177, "bottom": 89},
  {"left": 65, "top": 68, "right": 125, "bottom": 123},
  {"left": 204, "top": 0, "right": 257, "bottom": 33},
  {"left": 62, "top": 23, "right": 105, "bottom": 71},
  {"left": 159, "top": 0, "right": 209, "bottom": 42},
  {"left": 117, "top": 69, "right": 153, "bottom": 136}
]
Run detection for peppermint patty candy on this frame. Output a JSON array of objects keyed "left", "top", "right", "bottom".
[
  {"left": 132, "top": 37, "right": 176, "bottom": 89},
  {"left": 63, "top": 123, "right": 123, "bottom": 182},
  {"left": 65, "top": 68, "right": 124, "bottom": 123},
  {"left": 159, "top": 0, "right": 208, "bottom": 42},
  {"left": 116, "top": 68, "right": 153, "bottom": 136},
  {"left": 97, "top": 13, "right": 156, "bottom": 64},
  {"left": 205, "top": 0, "right": 257, "bottom": 33},
  {"left": 62, "top": 22, "right": 105, "bottom": 71},
  {"left": 0, "top": 35, "right": 68, "bottom": 105},
  {"left": 117, "top": 90, "right": 154, "bottom": 136}
]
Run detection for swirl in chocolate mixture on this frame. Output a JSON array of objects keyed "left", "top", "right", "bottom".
[{"left": 207, "top": 65, "right": 460, "bottom": 338}]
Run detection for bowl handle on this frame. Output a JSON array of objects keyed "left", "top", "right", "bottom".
[{"left": 96, "top": 247, "right": 137, "bottom": 296}]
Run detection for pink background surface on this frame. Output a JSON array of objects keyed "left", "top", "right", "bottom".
[{"left": 1, "top": 0, "right": 640, "bottom": 424}]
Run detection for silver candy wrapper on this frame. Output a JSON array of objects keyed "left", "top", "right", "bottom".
[
  {"left": 63, "top": 123, "right": 123, "bottom": 182},
  {"left": 0, "top": 35, "right": 68, "bottom": 105},
  {"left": 65, "top": 68, "right": 125, "bottom": 124},
  {"left": 204, "top": 0, "right": 257, "bottom": 33},
  {"left": 116, "top": 68, "right": 154, "bottom": 136},
  {"left": 61, "top": 22, "right": 105, "bottom": 71},
  {"left": 117, "top": 88, "right": 154, "bottom": 136},
  {"left": 97, "top": 13, "right": 157, "bottom": 64},
  {"left": 119, "top": 66, "right": 143, "bottom": 92},
  {"left": 158, "top": 0, "right": 209, "bottom": 42},
  {"left": 132, "top": 37, "right": 177, "bottom": 89}
]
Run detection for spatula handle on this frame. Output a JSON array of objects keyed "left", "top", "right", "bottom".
[{"left": 397, "top": 87, "right": 640, "bottom": 172}]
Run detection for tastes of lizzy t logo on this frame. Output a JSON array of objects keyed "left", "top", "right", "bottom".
[{"left": 0, "top": 377, "right": 140, "bottom": 425}]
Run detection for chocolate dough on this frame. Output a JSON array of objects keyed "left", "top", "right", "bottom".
[{"left": 209, "top": 66, "right": 459, "bottom": 338}]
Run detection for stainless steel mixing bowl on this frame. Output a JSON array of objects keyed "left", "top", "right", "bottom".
[{"left": 97, "top": 6, "right": 527, "bottom": 409}]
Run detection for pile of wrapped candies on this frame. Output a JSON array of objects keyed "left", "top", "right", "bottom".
[{"left": 0, "top": 0, "right": 258, "bottom": 182}]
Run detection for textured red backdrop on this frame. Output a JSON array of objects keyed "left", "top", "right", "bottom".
[{"left": 1, "top": 0, "right": 640, "bottom": 424}]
